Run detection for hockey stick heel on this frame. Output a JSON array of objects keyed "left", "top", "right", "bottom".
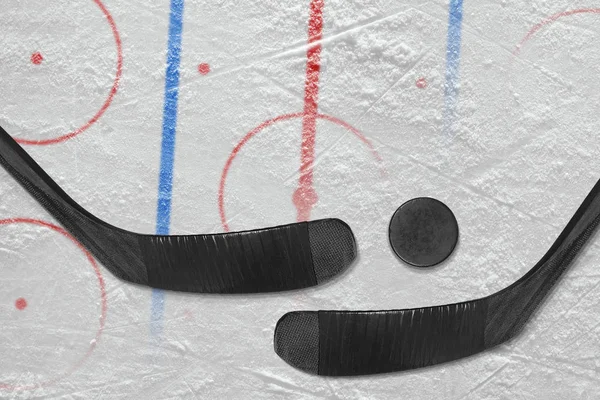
[{"left": 275, "top": 179, "right": 600, "bottom": 375}]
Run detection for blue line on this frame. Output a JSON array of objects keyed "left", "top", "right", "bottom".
[
  {"left": 443, "top": 0, "right": 464, "bottom": 139},
  {"left": 151, "top": 0, "right": 185, "bottom": 339}
]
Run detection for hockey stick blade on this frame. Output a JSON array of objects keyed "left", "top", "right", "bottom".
[
  {"left": 0, "top": 126, "right": 356, "bottom": 293},
  {"left": 275, "top": 179, "right": 600, "bottom": 375}
]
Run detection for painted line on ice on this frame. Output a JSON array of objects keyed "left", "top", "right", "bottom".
[
  {"left": 513, "top": 8, "right": 600, "bottom": 56},
  {"left": 295, "top": 0, "right": 325, "bottom": 222},
  {"left": 151, "top": 0, "right": 185, "bottom": 339},
  {"left": 218, "top": 0, "right": 385, "bottom": 231},
  {"left": 218, "top": 113, "right": 382, "bottom": 231},
  {"left": 443, "top": 0, "right": 464, "bottom": 138}
]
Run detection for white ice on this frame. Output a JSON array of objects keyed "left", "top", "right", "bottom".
[{"left": 0, "top": 0, "right": 599, "bottom": 398}]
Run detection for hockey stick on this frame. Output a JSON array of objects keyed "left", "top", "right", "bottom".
[
  {"left": 0, "top": 126, "right": 356, "bottom": 293},
  {"left": 275, "top": 179, "right": 600, "bottom": 375}
]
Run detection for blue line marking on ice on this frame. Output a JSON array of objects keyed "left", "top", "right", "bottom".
[
  {"left": 443, "top": 0, "right": 464, "bottom": 138},
  {"left": 151, "top": 0, "right": 185, "bottom": 339}
]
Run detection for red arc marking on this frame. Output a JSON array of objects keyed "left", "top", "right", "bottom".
[
  {"left": 16, "top": 0, "right": 123, "bottom": 146},
  {"left": 513, "top": 8, "right": 600, "bottom": 56},
  {"left": 0, "top": 218, "right": 107, "bottom": 391},
  {"left": 218, "top": 113, "right": 382, "bottom": 232}
]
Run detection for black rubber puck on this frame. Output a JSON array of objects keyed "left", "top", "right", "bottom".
[{"left": 388, "top": 197, "right": 459, "bottom": 268}]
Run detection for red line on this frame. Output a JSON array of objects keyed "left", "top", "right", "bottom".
[
  {"left": 16, "top": 0, "right": 123, "bottom": 146},
  {"left": 218, "top": 0, "right": 385, "bottom": 231},
  {"left": 513, "top": 8, "right": 600, "bottom": 56},
  {"left": 295, "top": 0, "right": 325, "bottom": 222}
]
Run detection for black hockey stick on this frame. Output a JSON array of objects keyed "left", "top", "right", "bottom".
[
  {"left": 0, "top": 126, "right": 356, "bottom": 293},
  {"left": 275, "top": 179, "right": 600, "bottom": 375}
]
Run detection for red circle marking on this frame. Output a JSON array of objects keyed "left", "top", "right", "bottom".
[
  {"left": 416, "top": 77, "right": 427, "bottom": 89},
  {"left": 30, "top": 52, "right": 43, "bottom": 65},
  {"left": 16, "top": 0, "right": 123, "bottom": 146},
  {"left": 15, "top": 297, "right": 27, "bottom": 310},
  {"left": 513, "top": 8, "right": 600, "bottom": 56},
  {"left": 0, "top": 218, "right": 107, "bottom": 391},
  {"left": 218, "top": 113, "right": 384, "bottom": 232},
  {"left": 198, "top": 63, "right": 211, "bottom": 75}
]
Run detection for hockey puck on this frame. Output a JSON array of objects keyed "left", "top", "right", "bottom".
[{"left": 388, "top": 197, "right": 458, "bottom": 268}]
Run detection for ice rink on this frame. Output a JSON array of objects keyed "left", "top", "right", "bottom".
[{"left": 1, "top": 0, "right": 599, "bottom": 398}]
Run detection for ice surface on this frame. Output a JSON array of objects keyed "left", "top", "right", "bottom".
[{"left": 1, "top": 0, "right": 599, "bottom": 398}]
